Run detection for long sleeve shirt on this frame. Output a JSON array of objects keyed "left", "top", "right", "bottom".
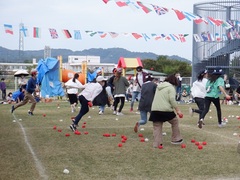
[{"left": 80, "top": 82, "right": 103, "bottom": 102}]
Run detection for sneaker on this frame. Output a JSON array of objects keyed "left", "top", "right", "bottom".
[
  {"left": 116, "top": 112, "right": 124, "bottom": 116},
  {"left": 171, "top": 139, "right": 183, "bottom": 145},
  {"left": 134, "top": 122, "right": 139, "bottom": 133},
  {"left": 130, "top": 107, "right": 133, "bottom": 112},
  {"left": 189, "top": 107, "right": 194, "bottom": 117},
  {"left": 218, "top": 122, "right": 226, "bottom": 128},
  {"left": 70, "top": 124, "right": 77, "bottom": 132},
  {"left": 99, "top": 111, "right": 103, "bottom": 115},
  {"left": 198, "top": 119, "right": 203, "bottom": 129},
  {"left": 11, "top": 105, "right": 15, "bottom": 113},
  {"left": 28, "top": 110, "right": 33, "bottom": 116},
  {"left": 113, "top": 111, "right": 116, "bottom": 115}
]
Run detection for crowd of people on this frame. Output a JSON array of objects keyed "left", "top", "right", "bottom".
[{"left": 3, "top": 66, "right": 240, "bottom": 148}]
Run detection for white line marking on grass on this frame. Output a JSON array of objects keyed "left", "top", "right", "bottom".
[
  {"left": 12, "top": 114, "right": 48, "bottom": 180},
  {"left": 182, "top": 124, "right": 238, "bottom": 142}
]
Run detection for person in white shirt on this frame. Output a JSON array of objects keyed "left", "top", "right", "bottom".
[
  {"left": 18, "top": 75, "right": 28, "bottom": 89},
  {"left": 189, "top": 70, "right": 208, "bottom": 119},
  {"left": 65, "top": 73, "right": 85, "bottom": 113},
  {"left": 130, "top": 66, "right": 147, "bottom": 112},
  {"left": 70, "top": 76, "right": 107, "bottom": 132}
]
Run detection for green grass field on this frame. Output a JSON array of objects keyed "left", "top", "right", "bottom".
[{"left": 1, "top": 100, "right": 240, "bottom": 180}]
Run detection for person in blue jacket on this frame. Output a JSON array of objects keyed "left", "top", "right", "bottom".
[{"left": 11, "top": 69, "right": 39, "bottom": 115}]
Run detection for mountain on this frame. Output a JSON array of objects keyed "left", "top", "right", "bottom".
[{"left": 0, "top": 46, "right": 191, "bottom": 64}]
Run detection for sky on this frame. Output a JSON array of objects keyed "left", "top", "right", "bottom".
[{"left": 0, "top": 0, "right": 203, "bottom": 60}]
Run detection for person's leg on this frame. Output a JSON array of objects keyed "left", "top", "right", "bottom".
[
  {"left": 27, "top": 93, "right": 37, "bottom": 113},
  {"left": 13, "top": 92, "right": 29, "bottom": 110},
  {"left": 193, "top": 97, "right": 205, "bottom": 119},
  {"left": 130, "top": 92, "right": 137, "bottom": 110},
  {"left": 198, "top": 97, "right": 212, "bottom": 128},
  {"left": 212, "top": 97, "right": 222, "bottom": 125},
  {"left": 113, "top": 97, "right": 120, "bottom": 111},
  {"left": 153, "top": 122, "right": 163, "bottom": 147},
  {"left": 139, "top": 111, "right": 148, "bottom": 125},
  {"left": 168, "top": 117, "right": 182, "bottom": 142},
  {"left": 199, "top": 97, "right": 211, "bottom": 120},
  {"left": 3, "top": 89, "right": 6, "bottom": 100},
  {"left": 118, "top": 97, "right": 125, "bottom": 113},
  {"left": 74, "top": 95, "right": 89, "bottom": 126}
]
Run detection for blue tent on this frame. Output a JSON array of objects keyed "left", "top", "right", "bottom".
[{"left": 37, "top": 58, "right": 64, "bottom": 98}]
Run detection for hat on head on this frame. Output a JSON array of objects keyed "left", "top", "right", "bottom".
[
  {"left": 1, "top": 78, "right": 5, "bottom": 81},
  {"left": 145, "top": 73, "right": 154, "bottom": 81},
  {"left": 199, "top": 69, "right": 208, "bottom": 76},
  {"left": 116, "top": 68, "right": 122, "bottom": 73},
  {"left": 136, "top": 66, "right": 143, "bottom": 72},
  {"left": 212, "top": 67, "right": 223, "bottom": 75},
  {"left": 31, "top": 69, "right": 37, "bottom": 76},
  {"left": 112, "top": 68, "right": 117, "bottom": 73},
  {"left": 96, "top": 76, "right": 107, "bottom": 82}
]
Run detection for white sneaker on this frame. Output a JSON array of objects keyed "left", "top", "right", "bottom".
[
  {"left": 219, "top": 122, "right": 226, "bottom": 128},
  {"left": 99, "top": 111, "right": 103, "bottom": 115},
  {"left": 116, "top": 112, "right": 124, "bottom": 116},
  {"left": 113, "top": 111, "right": 116, "bottom": 115}
]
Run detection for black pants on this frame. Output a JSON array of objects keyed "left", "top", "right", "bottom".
[
  {"left": 193, "top": 97, "right": 205, "bottom": 119},
  {"left": 200, "top": 97, "right": 222, "bottom": 124},
  {"left": 113, "top": 97, "right": 125, "bottom": 113},
  {"left": 1, "top": 89, "right": 6, "bottom": 100},
  {"left": 74, "top": 95, "right": 89, "bottom": 125}
]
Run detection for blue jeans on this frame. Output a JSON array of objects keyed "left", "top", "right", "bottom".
[
  {"left": 131, "top": 91, "right": 140, "bottom": 109},
  {"left": 139, "top": 111, "right": 149, "bottom": 125},
  {"left": 99, "top": 105, "right": 105, "bottom": 112}
]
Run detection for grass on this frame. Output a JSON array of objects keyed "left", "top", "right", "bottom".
[{"left": 1, "top": 100, "right": 240, "bottom": 180}]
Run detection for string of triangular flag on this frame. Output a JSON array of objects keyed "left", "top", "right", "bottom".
[
  {"left": 3, "top": 24, "right": 189, "bottom": 42},
  {"left": 102, "top": 0, "right": 240, "bottom": 30}
]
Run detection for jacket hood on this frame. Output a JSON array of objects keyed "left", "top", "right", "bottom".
[{"left": 157, "top": 82, "right": 173, "bottom": 90}]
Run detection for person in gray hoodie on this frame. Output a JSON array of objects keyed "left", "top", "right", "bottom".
[
  {"left": 149, "top": 74, "right": 183, "bottom": 148},
  {"left": 112, "top": 68, "right": 129, "bottom": 116}
]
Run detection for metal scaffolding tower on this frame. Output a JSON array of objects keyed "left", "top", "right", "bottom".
[
  {"left": 192, "top": 0, "right": 240, "bottom": 82},
  {"left": 19, "top": 23, "right": 24, "bottom": 61}
]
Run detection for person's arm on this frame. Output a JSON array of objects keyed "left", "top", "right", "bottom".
[{"left": 219, "top": 86, "right": 231, "bottom": 100}]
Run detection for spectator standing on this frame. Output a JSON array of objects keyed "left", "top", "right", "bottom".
[
  {"left": 0, "top": 78, "right": 6, "bottom": 100},
  {"left": 18, "top": 75, "right": 28, "bottom": 89},
  {"left": 198, "top": 67, "right": 231, "bottom": 128},
  {"left": 130, "top": 66, "right": 147, "bottom": 112},
  {"left": 149, "top": 74, "right": 183, "bottom": 148},
  {"left": 11, "top": 70, "right": 39, "bottom": 115}
]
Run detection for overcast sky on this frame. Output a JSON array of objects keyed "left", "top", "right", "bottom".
[{"left": 0, "top": 0, "right": 203, "bottom": 60}]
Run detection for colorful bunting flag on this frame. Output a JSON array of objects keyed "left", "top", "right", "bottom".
[
  {"left": 136, "top": 1, "right": 152, "bottom": 13},
  {"left": 98, "top": 31, "right": 107, "bottom": 38},
  {"left": 109, "top": 32, "right": 119, "bottom": 38},
  {"left": 142, "top": 33, "right": 150, "bottom": 41},
  {"left": 114, "top": 0, "right": 127, "bottom": 7},
  {"left": 49, "top": 28, "right": 58, "bottom": 39},
  {"left": 33, "top": 27, "right": 41, "bottom": 38},
  {"left": 125, "top": 0, "right": 139, "bottom": 11},
  {"left": 132, "top": 33, "right": 142, "bottom": 39},
  {"left": 102, "top": 0, "right": 110, "bottom": 4},
  {"left": 172, "top": 9, "right": 185, "bottom": 20},
  {"left": 85, "top": 31, "right": 97, "bottom": 37},
  {"left": 193, "top": 34, "right": 202, "bottom": 42},
  {"left": 151, "top": 34, "right": 161, "bottom": 40},
  {"left": 20, "top": 25, "right": 28, "bottom": 37},
  {"left": 62, "top": 29, "right": 72, "bottom": 38},
  {"left": 151, "top": 5, "right": 168, "bottom": 15},
  {"left": 74, "top": 30, "right": 82, "bottom": 40},
  {"left": 4, "top": 24, "right": 13, "bottom": 35},
  {"left": 179, "top": 34, "right": 186, "bottom": 42}
]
